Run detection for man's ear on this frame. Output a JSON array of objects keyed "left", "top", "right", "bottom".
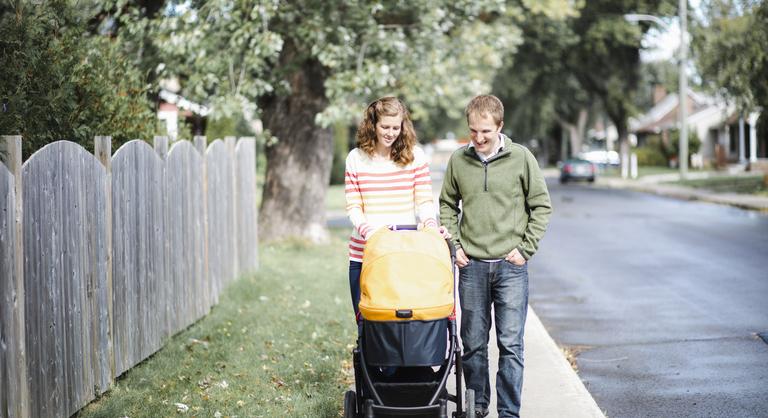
[{"left": 498, "top": 121, "right": 504, "bottom": 132}]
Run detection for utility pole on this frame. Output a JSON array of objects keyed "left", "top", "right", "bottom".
[
  {"left": 625, "top": 6, "right": 690, "bottom": 179},
  {"left": 679, "top": 0, "right": 688, "bottom": 178}
]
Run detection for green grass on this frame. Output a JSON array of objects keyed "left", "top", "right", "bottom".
[
  {"left": 77, "top": 231, "right": 355, "bottom": 418},
  {"left": 600, "top": 165, "right": 680, "bottom": 178},
  {"left": 672, "top": 174, "right": 768, "bottom": 196}
]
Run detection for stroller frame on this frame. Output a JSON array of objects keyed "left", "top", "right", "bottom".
[{"left": 344, "top": 227, "right": 474, "bottom": 418}]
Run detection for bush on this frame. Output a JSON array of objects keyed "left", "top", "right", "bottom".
[
  {"left": 635, "top": 130, "right": 702, "bottom": 167},
  {"left": 0, "top": 2, "right": 157, "bottom": 159},
  {"left": 635, "top": 144, "right": 668, "bottom": 166}
]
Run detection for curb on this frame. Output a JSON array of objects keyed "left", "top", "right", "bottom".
[
  {"left": 520, "top": 308, "right": 606, "bottom": 418},
  {"left": 595, "top": 178, "right": 768, "bottom": 212}
]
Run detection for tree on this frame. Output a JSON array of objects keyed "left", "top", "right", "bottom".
[
  {"left": 693, "top": 0, "right": 768, "bottom": 112},
  {"left": 0, "top": 1, "right": 158, "bottom": 159},
  {"left": 493, "top": 1, "right": 676, "bottom": 165},
  {"left": 493, "top": 12, "right": 593, "bottom": 161},
  {"left": 151, "top": 0, "right": 576, "bottom": 243},
  {"left": 566, "top": 0, "right": 676, "bottom": 165}
]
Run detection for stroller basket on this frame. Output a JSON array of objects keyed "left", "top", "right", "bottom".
[{"left": 364, "top": 319, "right": 448, "bottom": 367}]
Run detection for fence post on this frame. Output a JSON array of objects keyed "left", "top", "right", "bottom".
[
  {"left": 0, "top": 135, "right": 29, "bottom": 418},
  {"left": 225, "top": 136, "right": 239, "bottom": 279},
  {"left": 193, "top": 136, "right": 210, "bottom": 313},
  {"left": 93, "top": 136, "right": 114, "bottom": 393}
]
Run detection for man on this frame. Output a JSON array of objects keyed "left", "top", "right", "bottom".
[{"left": 439, "top": 94, "right": 552, "bottom": 417}]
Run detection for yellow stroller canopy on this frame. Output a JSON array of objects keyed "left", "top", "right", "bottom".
[{"left": 359, "top": 228, "right": 454, "bottom": 321}]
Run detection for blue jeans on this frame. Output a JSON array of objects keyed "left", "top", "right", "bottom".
[
  {"left": 459, "top": 258, "right": 528, "bottom": 418},
  {"left": 349, "top": 261, "right": 362, "bottom": 318}
]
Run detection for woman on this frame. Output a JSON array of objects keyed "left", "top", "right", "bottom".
[{"left": 345, "top": 96, "right": 448, "bottom": 318}]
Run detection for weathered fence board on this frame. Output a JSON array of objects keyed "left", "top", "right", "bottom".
[
  {"left": 206, "top": 141, "right": 233, "bottom": 305},
  {"left": 1, "top": 135, "right": 28, "bottom": 418},
  {"left": 22, "top": 141, "right": 109, "bottom": 417},
  {"left": 224, "top": 137, "right": 239, "bottom": 281},
  {"left": 0, "top": 164, "right": 16, "bottom": 418},
  {"left": 236, "top": 137, "right": 259, "bottom": 273},
  {"left": 166, "top": 141, "right": 206, "bottom": 331},
  {"left": 112, "top": 141, "right": 167, "bottom": 376}
]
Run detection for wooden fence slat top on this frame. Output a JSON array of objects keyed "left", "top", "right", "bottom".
[{"left": 112, "top": 139, "right": 163, "bottom": 163}]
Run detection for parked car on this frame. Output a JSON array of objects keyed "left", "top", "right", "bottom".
[{"left": 559, "top": 158, "right": 596, "bottom": 183}]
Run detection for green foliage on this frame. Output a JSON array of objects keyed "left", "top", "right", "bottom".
[
  {"left": 635, "top": 138, "right": 669, "bottom": 166},
  {"left": 329, "top": 123, "right": 350, "bottom": 186},
  {"left": 0, "top": 1, "right": 157, "bottom": 159},
  {"left": 493, "top": 12, "right": 588, "bottom": 142},
  {"left": 493, "top": 0, "right": 676, "bottom": 152},
  {"left": 693, "top": 0, "right": 768, "bottom": 112},
  {"left": 636, "top": 129, "right": 701, "bottom": 166},
  {"left": 667, "top": 128, "right": 701, "bottom": 157},
  {"left": 205, "top": 112, "right": 256, "bottom": 142},
  {"left": 149, "top": 1, "right": 576, "bottom": 131}
]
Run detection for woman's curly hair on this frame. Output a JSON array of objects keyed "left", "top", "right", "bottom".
[{"left": 355, "top": 96, "right": 417, "bottom": 167}]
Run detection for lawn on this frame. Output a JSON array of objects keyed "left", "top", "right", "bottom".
[
  {"left": 672, "top": 174, "right": 768, "bottom": 196},
  {"left": 600, "top": 165, "right": 680, "bottom": 178},
  {"left": 325, "top": 184, "right": 347, "bottom": 212},
  {"left": 77, "top": 231, "right": 356, "bottom": 418}
]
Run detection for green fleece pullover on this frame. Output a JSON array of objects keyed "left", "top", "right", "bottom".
[{"left": 439, "top": 135, "right": 552, "bottom": 260}]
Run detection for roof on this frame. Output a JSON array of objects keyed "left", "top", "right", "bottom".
[
  {"left": 629, "top": 90, "right": 717, "bottom": 134},
  {"left": 158, "top": 89, "right": 210, "bottom": 117}
]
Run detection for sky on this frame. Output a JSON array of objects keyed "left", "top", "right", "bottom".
[{"left": 639, "top": 0, "right": 702, "bottom": 63}]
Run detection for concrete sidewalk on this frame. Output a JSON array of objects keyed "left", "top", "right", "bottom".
[{"left": 445, "top": 307, "right": 605, "bottom": 418}]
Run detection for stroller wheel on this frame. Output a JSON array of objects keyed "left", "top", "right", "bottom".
[
  {"left": 343, "top": 390, "right": 357, "bottom": 418},
  {"left": 464, "top": 389, "right": 476, "bottom": 417}
]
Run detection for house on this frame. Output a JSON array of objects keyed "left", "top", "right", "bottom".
[
  {"left": 157, "top": 89, "right": 210, "bottom": 139},
  {"left": 629, "top": 87, "right": 766, "bottom": 169}
]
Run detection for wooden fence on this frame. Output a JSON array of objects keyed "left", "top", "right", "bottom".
[{"left": 0, "top": 135, "right": 259, "bottom": 418}]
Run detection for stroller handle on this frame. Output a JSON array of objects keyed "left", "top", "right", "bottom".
[{"left": 387, "top": 224, "right": 457, "bottom": 262}]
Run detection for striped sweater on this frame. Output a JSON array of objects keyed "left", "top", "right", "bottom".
[{"left": 345, "top": 146, "right": 437, "bottom": 262}]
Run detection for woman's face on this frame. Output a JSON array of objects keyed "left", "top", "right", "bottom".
[{"left": 375, "top": 114, "right": 403, "bottom": 150}]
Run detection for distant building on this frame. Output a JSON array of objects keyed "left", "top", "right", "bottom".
[
  {"left": 157, "top": 89, "right": 210, "bottom": 140},
  {"left": 630, "top": 88, "right": 766, "bottom": 169}
]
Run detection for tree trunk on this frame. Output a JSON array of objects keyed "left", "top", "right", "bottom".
[
  {"left": 558, "top": 108, "right": 589, "bottom": 158},
  {"left": 616, "top": 119, "right": 630, "bottom": 171},
  {"left": 258, "top": 45, "right": 332, "bottom": 243}
]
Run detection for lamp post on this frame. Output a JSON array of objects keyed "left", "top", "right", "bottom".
[{"left": 626, "top": 0, "right": 689, "bottom": 178}]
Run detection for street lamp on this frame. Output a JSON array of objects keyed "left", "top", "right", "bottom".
[{"left": 625, "top": 0, "right": 689, "bottom": 178}]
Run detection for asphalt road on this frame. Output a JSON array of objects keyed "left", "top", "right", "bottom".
[{"left": 530, "top": 180, "right": 768, "bottom": 418}]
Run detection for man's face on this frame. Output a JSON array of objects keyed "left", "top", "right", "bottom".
[{"left": 468, "top": 113, "right": 502, "bottom": 156}]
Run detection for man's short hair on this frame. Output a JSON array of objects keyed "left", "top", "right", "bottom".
[{"left": 465, "top": 95, "right": 504, "bottom": 126}]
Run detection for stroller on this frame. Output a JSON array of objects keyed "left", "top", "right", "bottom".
[{"left": 343, "top": 226, "right": 475, "bottom": 418}]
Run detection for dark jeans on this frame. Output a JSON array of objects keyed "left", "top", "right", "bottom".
[
  {"left": 349, "top": 261, "right": 362, "bottom": 318},
  {"left": 459, "top": 258, "right": 528, "bottom": 418}
]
